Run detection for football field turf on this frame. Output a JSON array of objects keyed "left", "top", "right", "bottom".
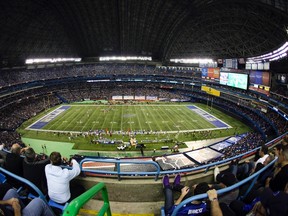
[{"left": 27, "top": 104, "right": 230, "bottom": 133}]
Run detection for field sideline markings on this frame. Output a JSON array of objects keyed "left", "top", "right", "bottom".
[
  {"left": 26, "top": 104, "right": 230, "bottom": 133},
  {"left": 25, "top": 106, "right": 70, "bottom": 130},
  {"left": 192, "top": 105, "right": 231, "bottom": 128},
  {"left": 179, "top": 106, "right": 206, "bottom": 129}
]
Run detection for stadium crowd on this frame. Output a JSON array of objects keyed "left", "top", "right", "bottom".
[{"left": 0, "top": 63, "right": 287, "bottom": 215}]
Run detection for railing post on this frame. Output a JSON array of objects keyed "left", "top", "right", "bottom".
[{"left": 116, "top": 158, "right": 121, "bottom": 181}]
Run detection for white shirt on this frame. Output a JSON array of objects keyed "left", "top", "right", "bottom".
[
  {"left": 255, "top": 154, "right": 269, "bottom": 167},
  {"left": 45, "top": 159, "right": 81, "bottom": 203}
]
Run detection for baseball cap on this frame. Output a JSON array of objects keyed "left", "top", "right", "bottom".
[{"left": 216, "top": 172, "right": 237, "bottom": 186}]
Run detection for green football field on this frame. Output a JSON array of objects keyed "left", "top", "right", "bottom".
[
  {"left": 29, "top": 104, "right": 227, "bottom": 132},
  {"left": 19, "top": 103, "right": 250, "bottom": 154}
]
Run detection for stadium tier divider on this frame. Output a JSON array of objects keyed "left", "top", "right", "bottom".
[{"left": 161, "top": 157, "right": 277, "bottom": 216}]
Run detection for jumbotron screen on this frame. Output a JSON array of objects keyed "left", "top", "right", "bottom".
[{"left": 220, "top": 72, "right": 248, "bottom": 90}]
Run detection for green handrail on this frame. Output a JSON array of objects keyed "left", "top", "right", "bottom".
[{"left": 62, "top": 182, "right": 112, "bottom": 216}]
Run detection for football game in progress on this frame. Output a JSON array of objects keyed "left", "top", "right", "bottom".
[{"left": 19, "top": 102, "right": 250, "bottom": 157}]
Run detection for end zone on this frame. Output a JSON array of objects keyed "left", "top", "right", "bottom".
[{"left": 26, "top": 106, "right": 71, "bottom": 130}]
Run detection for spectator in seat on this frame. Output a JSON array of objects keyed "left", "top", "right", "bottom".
[
  {"left": 45, "top": 151, "right": 84, "bottom": 204},
  {"left": 211, "top": 172, "right": 239, "bottom": 205},
  {"left": 254, "top": 145, "right": 269, "bottom": 169},
  {"left": 4, "top": 143, "right": 28, "bottom": 188},
  {"left": 23, "top": 147, "right": 50, "bottom": 195},
  {"left": 265, "top": 145, "right": 288, "bottom": 192},
  {"left": 162, "top": 174, "right": 235, "bottom": 216},
  {"left": 229, "top": 145, "right": 270, "bottom": 181},
  {"left": 230, "top": 183, "right": 288, "bottom": 216},
  {"left": 0, "top": 188, "right": 54, "bottom": 216}
]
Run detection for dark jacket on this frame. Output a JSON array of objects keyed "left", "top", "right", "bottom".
[
  {"left": 4, "top": 153, "right": 24, "bottom": 188},
  {"left": 23, "top": 157, "right": 50, "bottom": 195}
]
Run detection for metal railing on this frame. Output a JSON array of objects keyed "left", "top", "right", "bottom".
[
  {"left": 79, "top": 133, "right": 286, "bottom": 180},
  {"left": 0, "top": 167, "right": 46, "bottom": 201},
  {"left": 80, "top": 159, "right": 161, "bottom": 181},
  {"left": 62, "top": 182, "right": 111, "bottom": 216}
]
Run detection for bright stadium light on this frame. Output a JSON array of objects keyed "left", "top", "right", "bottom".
[
  {"left": 247, "top": 41, "right": 288, "bottom": 63},
  {"left": 99, "top": 56, "right": 152, "bottom": 61},
  {"left": 170, "top": 58, "right": 214, "bottom": 64},
  {"left": 25, "top": 58, "right": 81, "bottom": 64}
]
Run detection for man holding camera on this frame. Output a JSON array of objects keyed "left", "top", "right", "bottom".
[{"left": 45, "top": 151, "right": 84, "bottom": 204}]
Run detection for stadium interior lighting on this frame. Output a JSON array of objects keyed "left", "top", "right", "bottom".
[
  {"left": 99, "top": 56, "right": 152, "bottom": 61},
  {"left": 170, "top": 58, "right": 214, "bottom": 64},
  {"left": 247, "top": 41, "right": 288, "bottom": 63},
  {"left": 25, "top": 58, "right": 81, "bottom": 64}
]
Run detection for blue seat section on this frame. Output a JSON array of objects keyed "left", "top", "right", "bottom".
[
  {"left": 48, "top": 199, "right": 68, "bottom": 212},
  {"left": 0, "top": 172, "right": 7, "bottom": 183}
]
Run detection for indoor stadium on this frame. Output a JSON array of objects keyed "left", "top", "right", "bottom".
[{"left": 0, "top": 0, "right": 288, "bottom": 216}]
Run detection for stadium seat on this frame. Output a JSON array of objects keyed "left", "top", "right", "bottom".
[
  {"left": 0, "top": 172, "right": 7, "bottom": 183},
  {"left": 48, "top": 199, "right": 68, "bottom": 212}
]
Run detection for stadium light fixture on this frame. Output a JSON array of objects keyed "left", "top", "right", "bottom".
[
  {"left": 247, "top": 41, "right": 288, "bottom": 63},
  {"left": 170, "top": 58, "right": 214, "bottom": 64},
  {"left": 25, "top": 58, "right": 81, "bottom": 64},
  {"left": 99, "top": 56, "right": 152, "bottom": 61}
]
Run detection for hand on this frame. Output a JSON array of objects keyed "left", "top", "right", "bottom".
[
  {"left": 5, "top": 198, "right": 18, "bottom": 206},
  {"left": 11, "top": 199, "right": 21, "bottom": 216},
  {"left": 11, "top": 199, "right": 21, "bottom": 211},
  {"left": 252, "top": 201, "right": 265, "bottom": 215},
  {"left": 181, "top": 186, "right": 190, "bottom": 196},
  {"left": 207, "top": 189, "right": 218, "bottom": 201},
  {"left": 62, "top": 157, "right": 68, "bottom": 162}
]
